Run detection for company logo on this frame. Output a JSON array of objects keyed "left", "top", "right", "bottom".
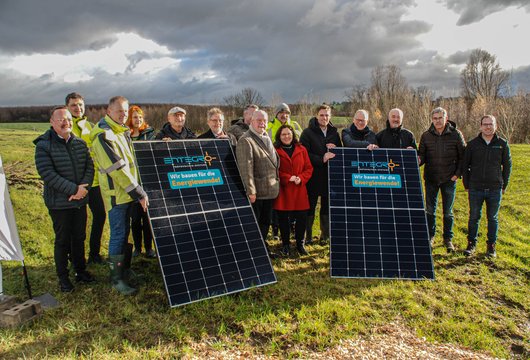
[
  {"left": 351, "top": 159, "right": 400, "bottom": 172},
  {"left": 163, "top": 151, "right": 217, "bottom": 166}
]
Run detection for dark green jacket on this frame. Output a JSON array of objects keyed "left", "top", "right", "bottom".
[{"left": 34, "top": 129, "right": 94, "bottom": 210}]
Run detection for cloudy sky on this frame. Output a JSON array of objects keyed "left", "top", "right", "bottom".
[{"left": 0, "top": 0, "right": 529, "bottom": 106}]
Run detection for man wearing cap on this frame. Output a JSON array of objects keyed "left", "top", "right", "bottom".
[
  {"left": 236, "top": 110, "right": 280, "bottom": 258},
  {"left": 267, "top": 103, "right": 303, "bottom": 139},
  {"left": 65, "top": 92, "right": 106, "bottom": 264},
  {"left": 227, "top": 104, "right": 259, "bottom": 142},
  {"left": 90, "top": 96, "right": 149, "bottom": 295},
  {"left": 34, "top": 106, "right": 95, "bottom": 292},
  {"left": 155, "top": 106, "right": 197, "bottom": 140}
]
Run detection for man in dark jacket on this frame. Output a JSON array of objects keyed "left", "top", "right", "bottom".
[
  {"left": 462, "top": 115, "right": 511, "bottom": 258},
  {"left": 300, "top": 104, "right": 342, "bottom": 244},
  {"left": 34, "top": 106, "right": 95, "bottom": 292},
  {"left": 376, "top": 108, "right": 417, "bottom": 149},
  {"left": 418, "top": 107, "right": 466, "bottom": 252},
  {"left": 342, "top": 109, "right": 378, "bottom": 150},
  {"left": 227, "top": 104, "right": 258, "bottom": 142},
  {"left": 155, "top": 106, "right": 197, "bottom": 140},
  {"left": 198, "top": 107, "right": 231, "bottom": 140}
]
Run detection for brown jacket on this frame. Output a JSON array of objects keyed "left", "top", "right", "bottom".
[{"left": 236, "top": 130, "right": 279, "bottom": 200}]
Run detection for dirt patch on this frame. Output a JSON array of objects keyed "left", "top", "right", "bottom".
[{"left": 185, "top": 322, "right": 500, "bottom": 359}]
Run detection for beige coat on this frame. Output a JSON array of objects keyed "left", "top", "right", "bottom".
[{"left": 236, "top": 130, "right": 280, "bottom": 200}]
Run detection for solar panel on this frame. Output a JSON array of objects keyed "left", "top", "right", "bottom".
[
  {"left": 133, "top": 139, "right": 277, "bottom": 307},
  {"left": 328, "top": 148, "right": 434, "bottom": 280}
]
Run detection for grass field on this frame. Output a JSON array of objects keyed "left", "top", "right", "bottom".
[{"left": 0, "top": 123, "right": 528, "bottom": 359}]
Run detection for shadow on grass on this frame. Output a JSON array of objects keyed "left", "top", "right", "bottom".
[{"left": 1, "top": 244, "right": 387, "bottom": 358}]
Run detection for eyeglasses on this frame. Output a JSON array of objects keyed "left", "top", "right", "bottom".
[
  {"left": 482, "top": 123, "right": 494, "bottom": 127},
  {"left": 354, "top": 118, "right": 367, "bottom": 122},
  {"left": 55, "top": 118, "right": 72, "bottom": 123},
  {"left": 432, "top": 116, "right": 444, "bottom": 121}
]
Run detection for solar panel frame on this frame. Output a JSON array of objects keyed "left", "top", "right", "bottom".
[
  {"left": 133, "top": 139, "right": 277, "bottom": 307},
  {"left": 328, "top": 147, "right": 435, "bottom": 280}
]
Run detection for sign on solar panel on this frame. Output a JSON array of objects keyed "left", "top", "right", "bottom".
[
  {"left": 328, "top": 148, "right": 434, "bottom": 280},
  {"left": 133, "top": 139, "right": 277, "bottom": 307}
]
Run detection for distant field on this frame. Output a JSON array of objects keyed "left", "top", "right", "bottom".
[
  {"left": 0, "top": 125, "right": 528, "bottom": 359},
  {"left": 0, "top": 122, "right": 49, "bottom": 132}
]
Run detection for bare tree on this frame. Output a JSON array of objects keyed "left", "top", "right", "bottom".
[
  {"left": 460, "top": 49, "right": 509, "bottom": 100},
  {"left": 370, "top": 65, "right": 409, "bottom": 113},
  {"left": 223, "top": 87, "right": 266, "bottom": 108},
  {"left": 344, "top": 84, "right": 369, "bottom": 113}
]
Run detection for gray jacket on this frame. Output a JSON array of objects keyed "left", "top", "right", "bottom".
[{"left": 236, "top": 130, "right": 279, "bottom": 200}]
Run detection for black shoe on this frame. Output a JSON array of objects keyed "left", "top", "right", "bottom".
[
  {"left": 463, "top": 241, "right": 476, "bottom": 257},
  {"left": 297, "top": 245, "right": 308, "bottom": 256},
  {"left": 486, "top": 243, "right": 497, "bottom": 258},
  {"left": 444, "top": 239, "right": 455, "bottom": 253},
  {"left": 146, "top": 249, "right": 157, "bottom": 258},
  {"left": 87, "top": 254, "right": 105, "bottom": 265},
  {"left": 59, "top": 277, "right": 74, "bottom": 292},
  {"left": 280, "top": 245, "right": 290, "bottom": 256},
  {"left": 75, "top": 271, "right": 96, "bottom": 283}
]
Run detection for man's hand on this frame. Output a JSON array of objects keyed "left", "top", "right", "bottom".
[
  {"left": 367, "top": 144, "right": 378, "bottom": 151},
  {"left": 326, "top": 143, "right": 336, "bottom": 150},
  {"left": 248, "top": 194, "right": 256, "bottom": 203},
  {"left": 69, "top": 184, "right": 89, "bottom": 201},
  {"left": 323, "top": 152, "right": 335, "bottom": 163},
  {"left": 139, "top": 196, "right": 149, "bottom": 212},
  {"left": 451, "top": 175, "right": 458, "bottom": 181}
]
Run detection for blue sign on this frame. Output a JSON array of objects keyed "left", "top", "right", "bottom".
[
  {"left": 352, "top": 173, "right": 402, "bottom": 188},
  {"left": 168, "top": 169, "right": 224, "bottom": 189}
]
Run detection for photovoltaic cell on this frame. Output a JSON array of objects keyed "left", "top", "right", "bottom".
[
  {"left": 133, "top": 139, "right": 276, "bottom": 307},
  {"left": 328, "top": 148, "right": 434, "bottom": 280}
]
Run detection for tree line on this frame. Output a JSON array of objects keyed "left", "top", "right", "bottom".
[{"left": 0, "top": 49, "right": 528, "bottom": 143}]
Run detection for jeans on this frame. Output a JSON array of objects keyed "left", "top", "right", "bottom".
[
  {"left": 424, "top": 180, "right": 456, "bottom": 240},
  {"left": 49, "top": 206, "right": 87, "bottom": 278},
  {"left": 88, "top": 186, "right": 106, "bottom": 258},
  {"left": 467, "top": 188, "right": 502, "bottom": 244},
  {"left": 108, "top": 202, "right": 132, "bottom": 256},
  {"left": 131, "top": 200, "right": 153, "bottom": 252}
]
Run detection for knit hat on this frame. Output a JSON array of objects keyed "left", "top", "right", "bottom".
[
  {"left": 275, "top": 103, "right": 291, "bottom": 116},
  {"left": 168, "top": 106, "right": 186, "bottom": 115}
]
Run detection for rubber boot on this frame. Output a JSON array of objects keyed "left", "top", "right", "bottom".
[
  {"left": 320, "top": 215, "right": 330, "bottom": 244},
  {"left": 123, "top": 243, "right": 145, "bottom": 285},
  {"left": 305, "top": 216, "right": 314, "bottom": 245},
  {"left": 108, "top": 255, "right": 136, "bottom": 295}
]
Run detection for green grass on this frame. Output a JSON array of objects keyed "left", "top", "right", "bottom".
[{"left": 0, "top": 124, "right": 528, "bottom": 358}]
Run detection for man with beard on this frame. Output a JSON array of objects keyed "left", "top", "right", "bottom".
[{"left": 376, "top": 108, "right": 417, "bottom": 149}]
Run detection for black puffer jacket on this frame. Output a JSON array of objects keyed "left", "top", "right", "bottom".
[
  {"left": 342, "top": 125, "right": 377, "bottom": 148},
  {"left": 376, "top": 120, "right": 417, "bottom": 149},
  {"left": 154, "top": 122, "right": 197, "bottom": 140},
  {"left": 300, "top": 117, "right": 342, "bottom": 195},
  {"left": 462, "top": 133, "right": 512, "bottom": 190},
  {"left": 34, "top": 129, "right": 94, "bottom": 210},
  {"left": 418, "top": 121, "right": 466, "bottom": 184}
]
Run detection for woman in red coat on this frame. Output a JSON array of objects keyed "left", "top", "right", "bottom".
[{"left": 274, "top": 124, "right": 313, "bottom": 256}]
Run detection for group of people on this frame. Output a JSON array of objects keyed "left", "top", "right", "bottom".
[{"left": 34, "top": 93, "right": 512, "bottom": 295}]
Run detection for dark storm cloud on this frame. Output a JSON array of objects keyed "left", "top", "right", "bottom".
[
  {"left": 0, "top": 0, "right": 527, "bottom": 106},
  {"left": 441, "top": 0, "right": 530, "bottom": 25}
]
